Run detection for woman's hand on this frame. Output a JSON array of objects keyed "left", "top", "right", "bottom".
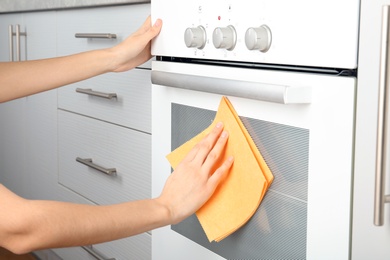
[
  {"left": 110, "top": 16, "right": 163, "bottom": 72},
  {"left": 157, "top": 122, "right": 234, "bottom": 224}
]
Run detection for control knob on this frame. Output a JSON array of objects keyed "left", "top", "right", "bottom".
[
  {"left": 245, "top": 25, "right": 272, "bottom": 52},
  {"left": 212, "top": 25, "right": 237, "bottom": 51},
  {"left": 184, "top": 26, "right": 207, "bottom": 49}
]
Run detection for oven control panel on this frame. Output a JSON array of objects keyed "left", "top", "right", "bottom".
[
  {"left": 185, "top": 24, "right": 271, "bottom": 53},
  {"left": 151, "top": 0, "right": 359, "bottom": 69}
]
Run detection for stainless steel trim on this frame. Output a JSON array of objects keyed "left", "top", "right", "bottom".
[
  {"left": 76, "top": 88, "right": 117, "bottom": 99},
  {"left": 81, "top": 245, "right": 116, "bottom": 260},
  {"left": 8, "top": 25, "right": 13, "bottom": 61},
  {"left": 374, "top": 5, "right": 390, "bottom": 226},
  {"left": 76, "top": 157, "right": 117, "bottom": 176},
  {"left": 75, "top": 33, "right": 117, "bottom": 39},
  {"left": 151, "top": 70, "right": 312, "bottom": 104}
]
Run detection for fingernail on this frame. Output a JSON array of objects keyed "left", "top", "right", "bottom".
[
  {"left": 216, "top": 122, "right": 223, "bottom": 128},
  {"left": 221, "top": 130, "right": 228, "bottom": 138},
  {"left": 154, "top": 19, "right": 162, "bottom": 27}
]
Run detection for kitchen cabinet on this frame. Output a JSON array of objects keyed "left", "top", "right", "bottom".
[
  {"left": 0, "top": 13, "right": 27, "bottom": 198},
  {"left": 23, "top": 11, "right": 60, "bottom": 202},
  {"left": 353, "top": 0, "right": 390, "bottom": 259},
  {"left": 0, "top": 12, "right": 54, "bottom": 200},
  {"left": 0, "top": 3, "right": 153, "bottom": 259},
  {"left": 54, "top": 4, "right": 152, "bottom": 260}
]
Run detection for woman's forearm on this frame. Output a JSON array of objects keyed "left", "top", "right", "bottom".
[
  {"left": 0, "top": 16, "right": 162, "bottom": 103},
  {"left": 3, "top": 197, "right": 170, "bottom": 254},
  {"left": 0, "top": 182, "right": 171, "bottom": 254},
  {"left": 0, "top": 49, "right": 114, "bottom": 103}
]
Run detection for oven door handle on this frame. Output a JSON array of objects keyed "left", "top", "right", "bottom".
[{"left": 151, "top": 70, "right": 311, "bottom": 104}]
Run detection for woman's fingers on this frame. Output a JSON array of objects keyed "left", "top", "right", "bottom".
[
  {"left": 202, "top": 129, "right": 229, "bottom": 172},
  {"left": 181, "top": 122, "right": 224, "bottom": 164},
  {"left": 192, "top": 122, "right": 224, "bottom": 165},
  {"left": 207, "top": 155, "right": 234, "bottom": 191}
]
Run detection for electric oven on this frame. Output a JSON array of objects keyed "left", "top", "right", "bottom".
[{"left": 151, "top": 0, "right": 360, "bottom": 259}]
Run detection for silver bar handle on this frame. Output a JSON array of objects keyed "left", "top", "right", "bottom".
[
  {"left": 76, "top": 88, "right": 117, "bottom": 99},
  {"left": 81, "top": 245, "right": 116, "bottom": 260},
  {"left": 15, "top": 24, "right": 21, "bottom": 61},
  {"left": 151, "top": 70, "right": 312, "bottom": 104},
  {"left": 75, "top": 33, "right": 117, "bottom": 39},
  {"left": 76, "top": 157, "right": 117, "bottom": 176},
  {"left": 375, "top": 5, "right": 390, "bottom": 226},
  {"left": 8, "top": 24, "right": 26, "bottom": 62},
  {"left": 8, "top": 25, "right": 14, "bottom": 61}
]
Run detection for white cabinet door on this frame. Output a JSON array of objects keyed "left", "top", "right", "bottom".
[
  {"left": 0, "top": 14, "right": 28, "bottom": 198},
  {"left": 353, "top": 0, "right": 390, "bottom": 259},
  {"left": 0, "top": 13, "right": 27, "bottom": 62},
  {"left": 0, "top": 11, "right": 59, "bottom": 200},
  {"left": 24, "top": 11, "right": 59, "bottom": 201}
]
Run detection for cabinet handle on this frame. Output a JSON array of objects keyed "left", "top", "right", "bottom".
[
  {"left": 8, "top": 25, "right": 13, "bottom": 61},
  {"left": 75, "top": 33, "right": 117, "bottom": 39},
  {"left": 81, "top": 245, "right": 116, "bottom": 260},
  {"left": 76, "top": 88, "right": 117, "bottom": 99},
  {"left": 8, "top": 24, "right": 27, "bottom": 62},
  {"left": 76, "top": 157, "right": 117, "bottom": 176},
  {"left": 15, "top": 24, "right": 21, "bottom": 61},
  {"left": 375, "top": 5, "right": 390, "bottom": 226}
]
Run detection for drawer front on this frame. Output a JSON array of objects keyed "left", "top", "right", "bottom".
[
  {"left": 57, "top": 4, "right": 151, "bottom": 69},
  {"left": 93, "top": 233, "right": 151, "bottom": 260},
  {"left": 58, "top": 68, "right": 151, "bottom": 133},
  {"left": 54, "top": 233, "right": 151, "bottom": 260},
  {"left": 54, "top": 233, "right": 152, "bottom": 260},
  {"left": 58, "top": 110, "right": 151, "bottom": 205}
]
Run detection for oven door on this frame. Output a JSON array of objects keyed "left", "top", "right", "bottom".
[{"left": 151, "top": 61, "right": 355, "bottom": 260}]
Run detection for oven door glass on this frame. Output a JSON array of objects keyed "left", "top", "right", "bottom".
[{"left": 152, "top": 61, "right": 355, "bottom": 260}]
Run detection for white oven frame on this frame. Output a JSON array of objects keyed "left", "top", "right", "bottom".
[{"left": 151, "top": 60, "right": 355, "bottom": 260}]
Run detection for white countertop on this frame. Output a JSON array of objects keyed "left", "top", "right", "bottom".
[{"left": 0, "top": 0, "right": 150, "bottom": 13}]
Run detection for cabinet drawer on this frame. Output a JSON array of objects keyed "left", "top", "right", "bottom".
[
  {"left": 58, "top": 68, "right": 151, "bottom": 133},
  {"left": 54, "top": 233, "right": 151, "bottom": 260},
  {"left": 93, "top": 233, "right": 151, "bottom": 260},
  {"left": 58, "top": 110, "right": 151, "bottom": 205},
  {"left": 57, "top": 4, "right": 151, "bottom": 69}
]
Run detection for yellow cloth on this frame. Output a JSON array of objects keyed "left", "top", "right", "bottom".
[{"left": 166, "top": 96, "right": 273, "bottom": 242}]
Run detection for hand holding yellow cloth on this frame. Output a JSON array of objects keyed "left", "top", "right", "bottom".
[{"left": 167, "top": 96, "right": 273, "bottom": 242}]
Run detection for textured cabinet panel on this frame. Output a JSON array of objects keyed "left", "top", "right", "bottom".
[
  {"left": 58, "top": 68, "right": 152, "bottom": 133},
  {"left": 58, "top": 110, "right": 151, "bottom": 205},
  {"left": 94, "top": 233, "right": 151, "bottom": 260},
  {"left": 54, "top": 233, "right": 151, "bottom": 260}
]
